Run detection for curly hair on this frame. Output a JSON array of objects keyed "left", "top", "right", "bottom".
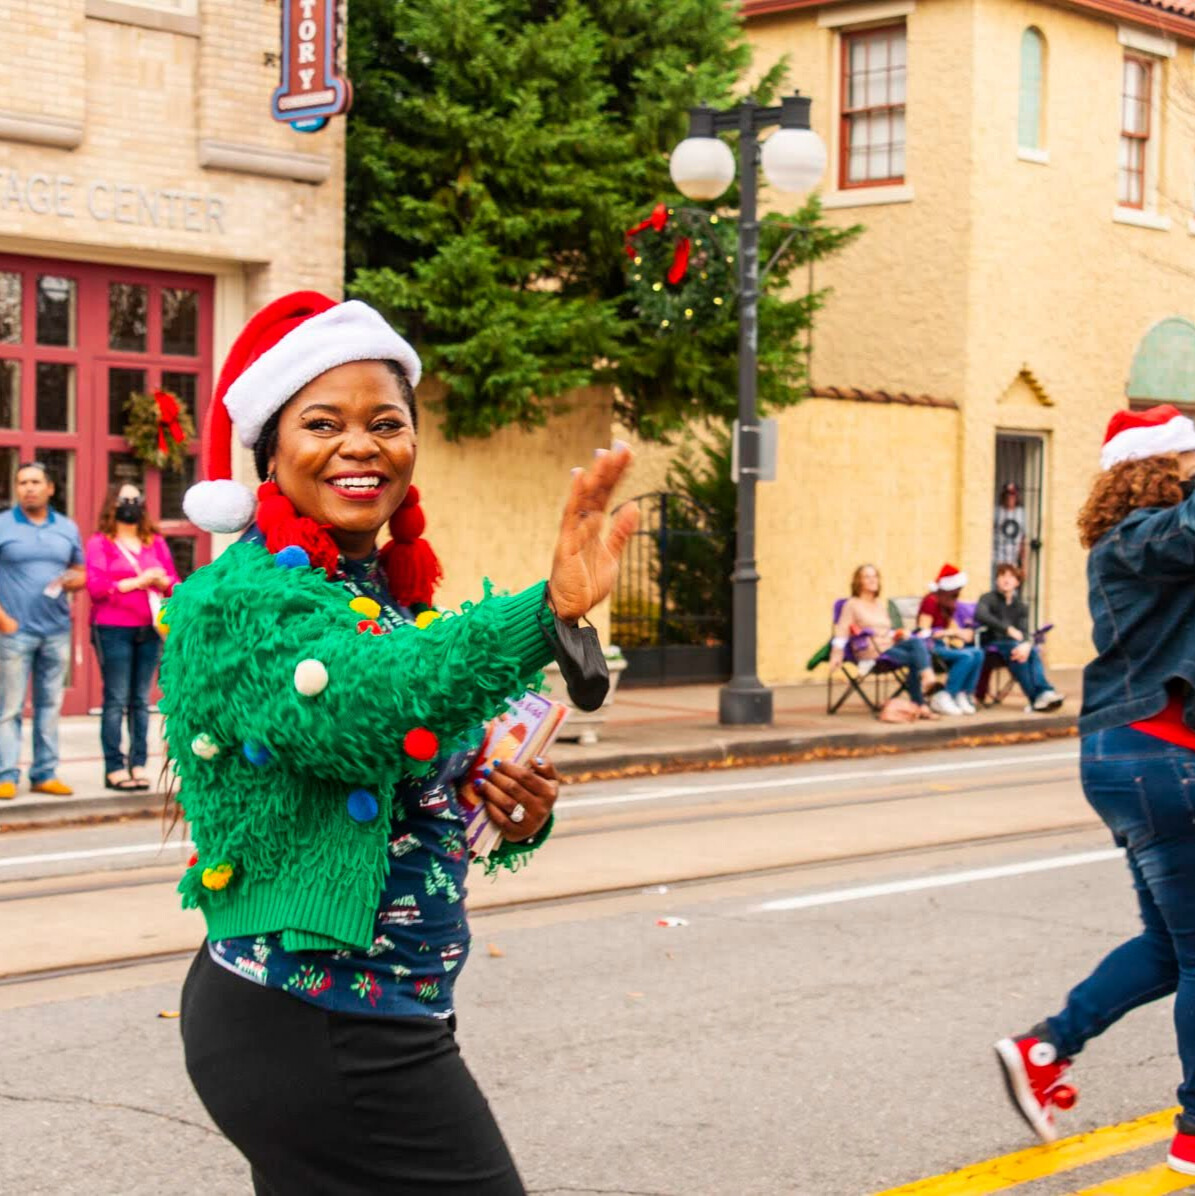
[{"left": 1078, "top": 455, "right": 1186, "bottom": 548}]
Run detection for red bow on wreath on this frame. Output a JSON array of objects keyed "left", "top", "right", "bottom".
[
  {"left": 153, "top": 389, "right": 185, "bottom": 456},
  {"left": 625, "top": 203, "right": 693, "bottom": 286},
  {"left": 624, "top": 202, "right": 669, "bottom": 257}
]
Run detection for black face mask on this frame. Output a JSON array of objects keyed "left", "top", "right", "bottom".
[
  {"left": 115, "top": 499, "right": 144, "bottom": 524},
  {"left": 1182, "top": 479, "right": 1195, "bottom": 501}
]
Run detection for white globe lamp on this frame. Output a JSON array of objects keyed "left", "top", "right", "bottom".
[
  {"left": 669, "top": 136, "right": 735, "bottom": 201},
  {"left": 760, "top": 126, "right": 828, "bottom": 193}
]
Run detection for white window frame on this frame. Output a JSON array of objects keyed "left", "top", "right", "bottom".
[
  {"left": 85, "top": 0, "right": 200, "bottom": 36},
  {"left": 1113, "top": 27, "right": 1172, "bottom": 229},
  {"left": 821, "top": 2, "right": 916, "bottom": 210}
]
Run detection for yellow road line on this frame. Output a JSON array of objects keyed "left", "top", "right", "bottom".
[
  {"left": 1069, "top": 1163, "right": 1195, "bottom": 1195},
  {"left": 869, "top": 1108, "right": 1179, "bottom": 1196}
]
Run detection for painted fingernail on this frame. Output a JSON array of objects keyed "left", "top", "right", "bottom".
[
  {"left": 482, "top": 766, "right": 492, "bottom": 778},
  {"left": 533, "top": 756, "right": 545, "bottom": 766},
  {"left": 473, "top": 777, "right": 484, "bottom": 788},
  {"left": 594, "top": 448, "right": 608, "bottom": 458},
  {"left": 612, "top": 439, "right": 629, "bottom": 452},
  {"left": 571, "top": 466, "right": 583, "bottom": 476}
]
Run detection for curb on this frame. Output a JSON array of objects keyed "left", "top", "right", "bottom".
[{"left": 0, "top": 713, "right": 1078, "bottom": 831}]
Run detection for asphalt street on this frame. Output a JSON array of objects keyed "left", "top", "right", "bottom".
[{"left": 1, "top": 741, "right": 1189, "bottom": 1195}]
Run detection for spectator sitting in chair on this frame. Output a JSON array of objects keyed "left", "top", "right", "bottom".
[
  {"left": 975, "top": 564, "right": 1064, "bottom": 712},
  {"left": 918, "top": 564, "right": 984, "bottom": 716},
  {"left": 829, "top": 564, "right": 938, "bottom": 719}
]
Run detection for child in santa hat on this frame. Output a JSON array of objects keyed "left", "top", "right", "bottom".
[{"left": 995, "top": 404, "right": 1195, "bottom": 1172}]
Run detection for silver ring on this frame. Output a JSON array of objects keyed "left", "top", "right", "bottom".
[{"left": 510, "top": 803, "right": 526, "bottom": 825}]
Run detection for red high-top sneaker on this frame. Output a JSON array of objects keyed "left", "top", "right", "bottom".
[
  {"left": 1168, "top": 1121, "right": 1195, "bottom": 1174},
  {"left": 995, "top": 1033, "right": 1078, "bottom": 1142}
]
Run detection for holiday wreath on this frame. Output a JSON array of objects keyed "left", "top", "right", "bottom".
[
  {"left": 123, "top": 388, "right": 196, "bottom": 473},
  {"left": 624, "top": 203, "right": 736, "bottom": 330}
]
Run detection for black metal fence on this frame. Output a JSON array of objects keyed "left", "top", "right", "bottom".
[{"left": 610, "top": 491, "right": 732, "bottom": 686}]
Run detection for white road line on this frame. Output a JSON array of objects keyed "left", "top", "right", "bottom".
[
  {"left": 752, "top": 848, "right": 1124, "bottom": 913},
  {"left": 560, "top": 747, "right": 1079, "bottom": 810},
  {"left": 0, "top": 746, "right": 1079, "bottom": 870},
  {"left": 0, "top": 842, "right": 192, "bottom": 869}
]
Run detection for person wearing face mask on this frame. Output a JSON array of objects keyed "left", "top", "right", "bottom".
[
  {"left": 994, "top": 405, "right": 1195, "bottom": 1174},
  {"left": 85, "top": 483, "right": 180, "bottom": 791}
]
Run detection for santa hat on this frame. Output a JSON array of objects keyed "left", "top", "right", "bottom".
[
  {"left": 181, "top": 291, "right": 442, "bottom": 607},
  {"left": 930, "top": 564, "right": 967, "bottom": 592},
  {"left": 1100, "top": 404, "right": 1195, "bottom": 471},
  {"left": 183, "top": 291, "right": 421, "bottom": 533}
]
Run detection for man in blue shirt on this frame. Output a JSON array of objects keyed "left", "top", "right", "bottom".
[{"left": 0, "top": 462, "right": 86, "bottom": 798}]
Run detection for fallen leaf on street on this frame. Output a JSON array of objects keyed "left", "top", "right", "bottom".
[{"left": 487, "top": 943, "right": 505, "bottom": 958}]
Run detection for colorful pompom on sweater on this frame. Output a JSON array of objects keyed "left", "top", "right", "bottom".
[{"left": 158, "top": 541, "right": 555, "bottom": 953}]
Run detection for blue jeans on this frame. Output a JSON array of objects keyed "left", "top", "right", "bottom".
[
  {"left": 883, "top": 637, "right": 932, "bottom": 704},
  {"left": 0, "top": 629, "right": 71, "bottom": 784},
  {"left": 990, "top": 639, "right": 1051, "bottom": 701},
  {"left": 933, "top": 643, "right": 984, "bottom": 696},
  {"left": 1045, "top": 728, "right": 1195, "bottom": 1119},
  {"left": 92, "top": 625, "right": 161, "bottom": 775}
]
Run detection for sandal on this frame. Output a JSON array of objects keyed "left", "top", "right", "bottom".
[
  {"left": 104, "top": 770, "right": 141, "bottom": 791},
  {"left": 129, "top": 769, "right": 151, "bottom": 791},
  {"left": 917, "top": 705, "right": 939, "bottom": 720}
]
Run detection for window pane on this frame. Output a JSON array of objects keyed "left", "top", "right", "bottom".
[
  {"left": 0, "top": 360, "right": 18, "bottom": 429},
  {"left": 35, "top": 362, "right": 75, "bottom": 432},
  {"left": 160, "top": 370, "right": 198, "bottom": 423},
  {"left": 35, "top": 449, "right": 74, "bottom": 517},
  {"left": 109, "top": 451, "right": 145, "bottom": 494},
  {"left": 108, "top": 367, "right": 147, "bottom": 436},
  {"left": 890, "top": 30, "right": 907, "bottom": 68},
  {"left": 160, "top": 454, "right": 196, "bottom": 520},
  {"left": 0, "top": 272, "right": 20, "bottom": 344},
  {"left": 891, "top": 112, "right": 907, "bottom": 177},
  {"left": 161, "top": 288, "right": 199, "bottom": 356},
  {"left": 869, "top": 114, "right": 891, "bottom": 177},
  {"left": 890, "top": 63, "right": 907, "bottom": 105},
  {"left": 108, "top": 283, "right": 148, "bottom": 352},
  {"left": 0, "top": 446, "right": 15, "bottom": 510},
  {"left": 165, "top": 535, "right": 196, "bottom": 580},
  {"left": 36, "top": 275, "right": 76, "bottom": 347}
]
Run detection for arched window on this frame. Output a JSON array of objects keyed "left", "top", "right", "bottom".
[
  {"left": 1127, "top": 317, "right": 1195, "bottom": 405},
  {"left": 1018, "top": 28, "right": 1046, "bottom": 152}
]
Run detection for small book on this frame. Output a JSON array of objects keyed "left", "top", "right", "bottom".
[{"left": 460, "top": 692, "right": 570, "bottom": 858}]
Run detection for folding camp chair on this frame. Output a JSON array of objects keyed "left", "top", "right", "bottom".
[
  {"left": 975, "top": 623, "right": 1055, "bottom": 706},
  {"left": 818, "top": 598, "right": 911, "bottom": 715}
]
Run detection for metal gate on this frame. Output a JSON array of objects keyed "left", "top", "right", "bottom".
[
  {"left": 993, "top": 433, "right": 1045, "bottom": 626},
  {"left": 610, "top": 491, "right": 732, "bottom": 686}
]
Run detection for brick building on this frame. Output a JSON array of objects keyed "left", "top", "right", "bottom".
[{"left": 0, "top": 0, "right": 346, "bottom": 712}]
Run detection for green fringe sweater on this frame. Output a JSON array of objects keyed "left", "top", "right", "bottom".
[{"left": 158, "top": 542, "right": 556, "bottom": 952}]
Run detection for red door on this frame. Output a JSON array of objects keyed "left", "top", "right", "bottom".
[{"left": 0, "top": 256, "right": 214, "bottom": 714}]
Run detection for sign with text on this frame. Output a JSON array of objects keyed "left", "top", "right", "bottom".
[{"left": 272, "top": 0, "right": 352, "bottom": 129}]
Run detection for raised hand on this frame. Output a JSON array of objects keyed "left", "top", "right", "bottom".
[{"left": 548, "top": 443, "right": 638, "bottom": 624}]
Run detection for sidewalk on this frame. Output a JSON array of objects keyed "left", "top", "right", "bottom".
[{"left": 0, "top": 669, "right": 1081, "bottom": 828}]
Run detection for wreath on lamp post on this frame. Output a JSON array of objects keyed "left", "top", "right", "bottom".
[
  {"left": 624, "top": 203, "right": 736, "bottom": 331},
  {"left": 122, "top": 388, "right": 196, "bottom": 473}
]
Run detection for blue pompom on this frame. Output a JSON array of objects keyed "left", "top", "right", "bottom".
[
  {"left": 242, "top": 740, "right": 273, "bottom": 766},
  {"left": 275, "top": 545, "right": 311, "bottom": 569},
  {"left": 346, "top": 788, "right": 379, "bottom": 823}
]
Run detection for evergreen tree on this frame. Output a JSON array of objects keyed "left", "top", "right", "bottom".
[{"left": 346, "top": 1, "right": 860, "bottom": 440}]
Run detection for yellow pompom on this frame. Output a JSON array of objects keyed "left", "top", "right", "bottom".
[
  {"left": 201, "top": 863, "right": 234, "bottom": 891},
  {"left": 349, "top": 596, "right": 381, "bottom": 620},
  {"left": 415, "top": 610, "right": 442, "bottom": 630}
]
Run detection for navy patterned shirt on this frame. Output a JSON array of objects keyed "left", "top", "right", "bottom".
[{"left": 211, "top": 541, "right": 481, "bottom": 1019}]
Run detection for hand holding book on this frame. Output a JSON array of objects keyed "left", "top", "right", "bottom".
[{"left": 474, "top": 757, "right": 559, "bottom": 842}]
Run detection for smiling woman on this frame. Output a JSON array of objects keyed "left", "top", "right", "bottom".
[{"left": 165, "top": 290, "right": 636, "bottom": 1195}]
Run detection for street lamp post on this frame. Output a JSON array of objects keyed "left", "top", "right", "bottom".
[{"left": 669, "top": 94, "right": 826, "bottom": 726}]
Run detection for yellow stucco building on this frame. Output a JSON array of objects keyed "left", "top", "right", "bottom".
[{"left": 732, "top": 0, "right": 1195, "bottom": 683}]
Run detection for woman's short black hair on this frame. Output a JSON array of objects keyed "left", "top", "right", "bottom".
[{"left": 252, "top": 360, "right": 417, "bottom": 481}]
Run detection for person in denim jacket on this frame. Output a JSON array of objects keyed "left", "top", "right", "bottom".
[{"left": 995, "top": 405, "right": 1195, "bottom": 1174}]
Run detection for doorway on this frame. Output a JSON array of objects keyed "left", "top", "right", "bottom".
[
  {"left": 993, "top": 433, "right": 1045, "bottom": 626},
  {"left": 0, "top": 254, "right": 214, "bottom": 715}
]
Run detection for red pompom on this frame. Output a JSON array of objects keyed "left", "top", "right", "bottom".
[
  {"left": 254, "top": 481, "right": 340, "bottom": 577},
  {"left": 389, "top": 503, "right": 425, "bottom": 542},
  {"left": 403, "top": 727, "right": 439, "bottom": 761},
  {"left": 380, "top": 536, "right": 443, "bottom": 609},
  {"left": 187, "top": 851, "right": 199, "bottom": 868}
]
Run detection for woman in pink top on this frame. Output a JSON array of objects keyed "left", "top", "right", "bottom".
[{"left": 86, "top": 483, "right": 179, "bottom": 791}]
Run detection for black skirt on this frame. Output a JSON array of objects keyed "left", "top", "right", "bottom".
[{"left": 180, "top": 945, "right": 526, "bottom": 1195}]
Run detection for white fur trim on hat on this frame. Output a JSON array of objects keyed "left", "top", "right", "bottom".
[
  {"left": 1101, "top": 414, "right": 1195, "bottom": 471},
  {"left": 182, "top": 479, "right": 257, "bottom": 533},
  {"left": 223, "top": 301, "right": 422, "bottom": 449},
  {"left": 930, "top": 572, "right": 967, "bottom": 592}
]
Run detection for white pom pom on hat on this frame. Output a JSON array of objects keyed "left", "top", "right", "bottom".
[{"left": 183, "top": 291, "right": 421, "bottom": 533}]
